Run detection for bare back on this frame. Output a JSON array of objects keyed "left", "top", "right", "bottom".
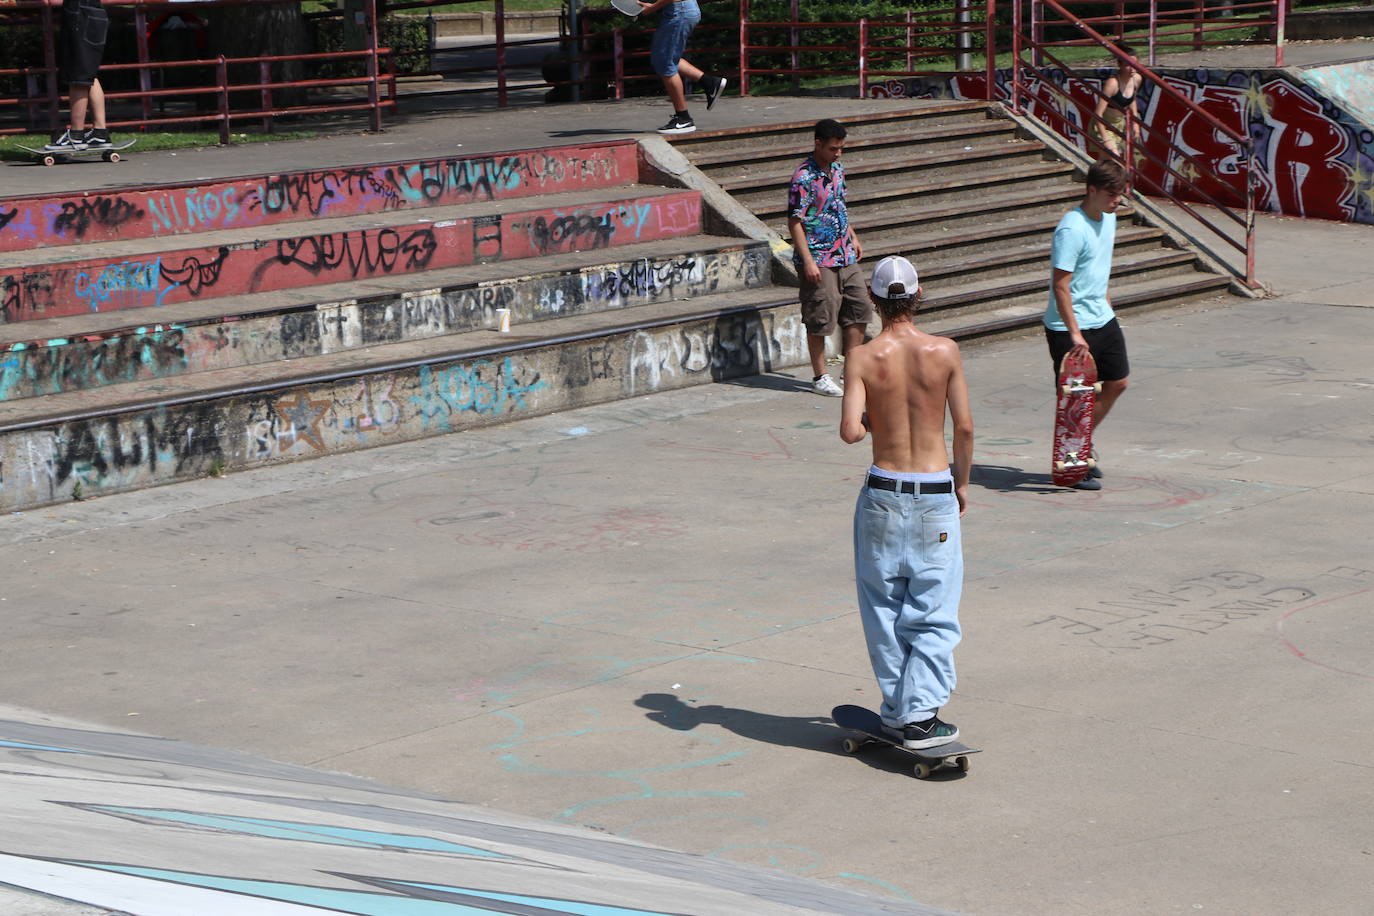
[{"left": 841, "top": 322, "right": 974, "bottom": 501}]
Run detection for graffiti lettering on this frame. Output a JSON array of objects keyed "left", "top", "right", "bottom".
[{"left": 53, "top": 197, "right": 145, "bottom": 239}]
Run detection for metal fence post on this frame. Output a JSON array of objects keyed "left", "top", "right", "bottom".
[
  {"left": 1275, "top": 0, "right": 1286, "bottom": 67},
  {"left": 134, "top": 7, "right": 152, "bottom": 125},
  {"left": 739, "top": 0, "right": 750, "bottom": 98},
  {"left": 858, "top": 18, "right": 868, "bottom": 99},
  {"left": 1149, "top": 0, "right": 1158, "bottom": 66},
  {"left": 957, "top": 0, "right": 972, "bottom": 72},
  {"left": 495, "top": 0, "right": 508, "bottom": 108},
  {"left": 1011, "top": 0, "right": 1022, "bottom": 113},
  {"left": 41, "top": 1, "right": 59, "bottom": 133},
  {"left": 216, "top": 55, "right": 230, "bottom": 145},
  {"left": 613, "top": 28, "right": 624, "bottom": 100},
  {"left": 985, "top": 0, "right": 996, "bottom": 101},
  {"left": 366, "top": 0, "right": 382, "bottom": 131},
  {"left": 791, "top": 0, "right": 801, "bottom": 92},
  {"left": 260, "top": 60, "right": 272, "bottom": 133}
]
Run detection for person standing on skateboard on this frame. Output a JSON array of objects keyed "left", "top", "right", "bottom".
[
  {"left": 789, "top": 119, "right": 869, "bottom": 398},
  {"left": 639, "top": 0, "right": 727, "bottom": 135},
  {"left": 45, "top": 0, "right": 116, "bottom": 153},
  {"left": 1045, "top": 158, "right": 1130, "bottom": 491},
  {"left": 840, "top": 256, "right": 973, "bottom": 749}
]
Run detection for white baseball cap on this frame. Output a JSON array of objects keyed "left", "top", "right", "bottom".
[{"left": 869, "top": 255, "right": 919, "bottom": 299}]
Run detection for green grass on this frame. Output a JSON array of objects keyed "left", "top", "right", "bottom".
[{"left": 0, "top": 129, "right": 318, "bottom": 162}]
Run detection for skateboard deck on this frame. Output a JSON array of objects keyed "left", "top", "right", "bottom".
[
  {"left": 832, "top": 704, "right": 980, "bottom": 779},
  {"left": 1051, "top": 350, "right": 1100, "bottom": 487},
  {"left": 16, "top": 138, "right": 136, "bottom": 166}
]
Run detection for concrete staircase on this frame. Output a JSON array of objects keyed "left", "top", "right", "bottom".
[
  {"left": 0, "top": 141, "right": 804, "bottom": 511},
  {"left": 668, "top": 102, "right": 1236, "bottom": 339}
]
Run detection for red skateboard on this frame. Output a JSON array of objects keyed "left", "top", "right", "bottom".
[{"left": 1051, "top": 350, "right": 1100, "bottom": 487}]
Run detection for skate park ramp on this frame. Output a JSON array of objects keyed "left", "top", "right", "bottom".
[{"left": 0, "top": 707, "right": 957, "bottom": 916}]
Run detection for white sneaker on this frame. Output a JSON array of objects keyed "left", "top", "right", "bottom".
[{"left": 812, "top": 373, "right": 844, "bottom": 397}]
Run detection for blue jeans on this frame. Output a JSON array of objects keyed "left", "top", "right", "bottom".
[
  {"left": 650, "top": 0, "right": 701, "bottom": 77},
  {"left": 853, "top": 467, "right": 963, "bottom": 728}
]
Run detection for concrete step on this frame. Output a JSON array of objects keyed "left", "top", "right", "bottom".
[
  {"left": 911, "top": 225, "right": 1169, "bottom": 286},
  {"left": 0, "top": 236, "right": 770, "bottom": 401},
  {"left": 751, "top": 160, "right": 1077, "bottom": 223},
  {"left": 918, "top": 247, "right": 1210, "bottom": 320},
  {"left": 0, "top": 141, "right": 640, "bottom": 252},
  {"left": 717, "top": 138, "right": 1050, "bottom": 199},
  {"left": 687, "top": 119, "right": 1017, "bottom": 174},
  {"left": 0, "top": 185, "right": 702, "bottom": 321},
  {"left": 925, "top": 271, "right": 1235, "bottom": 341},
  {"left": 0, "top": 285, "right": 807, "bottom": 511},
  {"left": 667, "top": 102, "right": 993, "bottom": 157}
]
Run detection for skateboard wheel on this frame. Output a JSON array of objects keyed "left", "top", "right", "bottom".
[
  {"left": 914, "top": 762, "right": 933, "bottom": 779},
  {"left": 1093, "top": 382, "right": 1103, "bottom": 394},
  {"left": 42, "top": 155, "right": 56, "bottom": 167},
  {"left": 956, "top": 755, "right": 970, "bottom": 773},
  {"left": 106, "top": 152, "right": 121, "bottom": 163},
  {"left": 842, "top": 738, "right": 862, "bottom": 755}
]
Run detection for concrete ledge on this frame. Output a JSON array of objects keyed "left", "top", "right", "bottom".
[
  {"left": 0, "top": 301, "right": 806, "bottom": 511},
  {"left": 1286, "top": 6, "right": 1374, "bottom": 40},
  {"left": 637, "top": 136, "right": 799, "bottom": 287}
]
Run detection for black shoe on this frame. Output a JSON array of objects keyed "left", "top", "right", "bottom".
[
  {"left": 1071, "top": 476, "right": 1102, "bottom": 491},
  {"left": 1089, "top": 448, "right": 1103, "bottom": 478},
  {"left": 44, "top": 128, "right": 85, "bottom": 152},
  {"left": 702, "top": 75, "right": 727, "bottom": 110},
  {"left": 656, "top": 113, "right": 696, "bottom": 135},
  {"left": 884, "top": 715, "right": 959, "bottom": 749},
  {"left": 82, "top": 128, "right": 111, "bottom": 150}
]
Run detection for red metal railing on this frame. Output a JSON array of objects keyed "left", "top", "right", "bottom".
[
  {"left": 0, "top": 0, "right": 395, "bottom": 138},
  {"left": 736, "top": 0, "right": 998, "bottom": 100},
  {"left": 1012, "top": 0, "right": 1258, "bottom": 287},
  {"left": 1030, "top": 0, "right": 1287, "bottom": 67}
]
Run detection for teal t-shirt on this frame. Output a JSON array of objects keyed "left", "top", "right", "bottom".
[{"left": 1043, "top": 207, "right": 1116, "bottom": 331}]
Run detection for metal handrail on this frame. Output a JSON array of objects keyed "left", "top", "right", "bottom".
[{"left": 1013, "top": 0, "right": 1258, "bottom": 287}]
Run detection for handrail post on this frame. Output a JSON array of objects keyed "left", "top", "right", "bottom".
[
  {"left": 984, "top": 0, "right": 996, "bottom": 101},
  {"left": 791, "top": 0, "right": 801, "bottom": 93},
  {"left": 41, "top": 1, "right": 59, "bottom": 134},
  {"left": 216, "top": 55, "right": 230, "bottom": 145},
  {"left": 495, "top": 0, "right": 508, "bottom": 108},
  {"left": 1031, "top": 0, "right": 1043, "bottom": 68},
  {"left": 366, "top": 0, "right": 382, "bottom": 131},
  {"left": 957, "top": 0, "right": 972, "bottom": 72},
  {"left": 739, "top": 0, "right": 750, "bottom": 98},
  {"left": 613, "top": 28, "right": 624, "bottom": 100},
  {"left": 134, "top": 7, "right": 152, "bottom": 125},
  {"left": 1275, "top": 0, "right": 1286, "bottom": 67},
  {"left": 1011, "top": 0, "right": 1022, "bottom": 113},
  {"left": 1124, "top": 106, "right": 1134, "bottom": 184},
  {"left": 1245, "top": 141, "right": 1257, "bottom": 288},
  {"left": 1149, "top": 0, "right": 1158, "bottom": 66},
  {"left": 906, "top": 9, "right": 915, "bottom": 75},
  {"left": 260, "top": 60, "right": 272, "bottom": 133},
  {"left": 858, "top": 18, "right": 868, "bottom": 99}
]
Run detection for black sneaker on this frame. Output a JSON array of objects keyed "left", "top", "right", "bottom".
[
  {"left": 83, "top": 128, "right": 112, "bottom": 150},
  {"left": 656, "top": 113, "right": 696, "bottom": 135},
  {"left": 1089, "top": 448, "right": 1103, "bottom": 478},
  {"left": 1071, "top": 476, "right": 1102, "bottom": 491},
  {"left": 44, "top": 128, "right": 85, "bottom": 152},
  {"left": 884, "top": 715, "right": 959, "bottom": 749},
  {"left": 702, "top": 75, "right": 727, "bottom": 110}
]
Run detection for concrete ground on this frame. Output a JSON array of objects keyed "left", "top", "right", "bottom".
[{"left": 2, "top": 192, "right": 1371, "bottom": 915}]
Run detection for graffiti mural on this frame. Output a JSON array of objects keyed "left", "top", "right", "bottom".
[
  {"left": 0, "top": 142, "right": 637, "bottom": 252},
  {"left": 861, "top": 67, "right": 1374, "bottom": 225},
  {"left": 0, "top": 301, "right": 805, "bottom": 512},
  {"left": 0, "top": 191, "right": 702, "bottom": 322}
]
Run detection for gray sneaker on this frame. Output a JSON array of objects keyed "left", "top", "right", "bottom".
[{"left": 812, "top": 373, "right": 843, "bottom": 397}]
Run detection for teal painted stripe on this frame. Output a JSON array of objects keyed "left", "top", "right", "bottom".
[
  {"left": 0, "top": 739, "right": 80, "bottom": 754},
  {"left": 89, "top": 807, "right": 505, "bottom": 857},
  {"left": 73, "top": 862, "right": 675, "bottom": 916}
]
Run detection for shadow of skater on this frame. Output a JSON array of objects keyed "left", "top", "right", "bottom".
[
  {"left": 971, "top": 463, "right": 1060, "bottom": 494},
  {"left": 635, "top": 693, "right": 842, "bottom": 754},
  {"left": 720, "top": 372, "right": 813, "bottom": 394}
]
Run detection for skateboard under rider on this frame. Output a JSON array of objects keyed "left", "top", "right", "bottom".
[
  {"left": 15, "top": 138, "right": 136, "bottom": 167},
  {"left": 1051, "top": 349, "right": 1101, "bottom": 487},
  {"left": 832, "top": 704, "right": 980, "bottom": 779}
]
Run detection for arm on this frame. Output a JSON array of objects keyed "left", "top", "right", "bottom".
[
  {"left": 839, "top": 356, "right": 869, "bottom": 444},
  {"left": 638, "top": 0, "right": 672, "bottom": 12},
  {"left": 788, "top": 216, "right": 821, "bottom": 286},
  {"left": 848, "top": 224, "right": 863, "bottom": 262},
  {"left": 945, "top": 348, "right": 974, "bottom": 516},
  {"left": 1051, "top": 267, "right": 1090, "bottom": 357}
]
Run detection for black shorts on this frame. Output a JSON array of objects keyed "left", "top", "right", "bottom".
[
  {"left": 1045, "top": 317, "right": 1129, "bottom": 382},
  {"left": 60, "top": 0, "right": 108, "bottom": 87}
]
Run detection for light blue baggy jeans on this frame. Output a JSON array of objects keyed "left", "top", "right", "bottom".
[{"left": 853, "top": 467, "right": 963, "bottom": 729}]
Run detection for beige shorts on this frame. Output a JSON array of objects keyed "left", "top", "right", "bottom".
[{"left": 800, "top": 263, "right": 872, "bottom": 335}]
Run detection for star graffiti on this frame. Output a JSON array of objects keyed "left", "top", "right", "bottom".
[{"left": 274, "top": 392, "right": 332, "bottom": 452}]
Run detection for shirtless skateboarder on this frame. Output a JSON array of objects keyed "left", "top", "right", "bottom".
[{"left": 839, "top": 255, "right": 974, "bottom": 749}]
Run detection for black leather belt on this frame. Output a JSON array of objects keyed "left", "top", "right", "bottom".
[{"left": 866, "top": 475, "right": 953, "bottom": 494}]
